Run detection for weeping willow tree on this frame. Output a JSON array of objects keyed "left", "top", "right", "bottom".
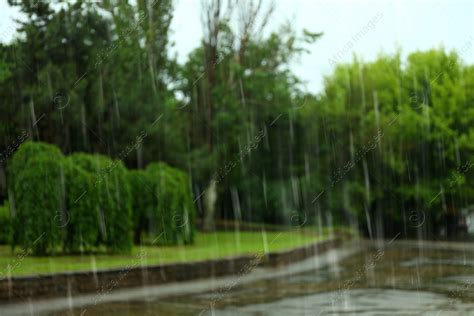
[
  {"left": 130, "top": 163, "right": 196, "bottom": 245},
  {"left": 63, "top": 159, "right": 99, "bottom": 253},
  {"left": 149, "top": 162, "right": 195, "bottom": 245},
  {"left": 8, "top": 142, "right": 65, "bottom": 255},
  {"left": 128, "top": 168, "right": 156, "bottom": 244},
  {"left": 7, "top": 141, "right": 195, "bottom": 254},
  {"left": 0, "top": 201, "right": 11, "bottom": 245},
  {"left": 9, "top": 149, "right": 128, "bottom": 254},
  {"left": 69, "top": 153, "right": 133, "bottom": 253}
]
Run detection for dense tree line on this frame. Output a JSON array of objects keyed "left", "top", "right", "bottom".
[{"left": 0, "top": 0, "right": 473, "bottom": 239}]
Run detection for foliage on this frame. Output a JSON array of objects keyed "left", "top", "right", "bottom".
[
  {"left": 63, "top": 159, "right": 99, "bottom": 253},
  {"left": 1, "top": 0, "right": 474, "bottom": 240},
  {"left": 10, "top": 155, "right": 64, "bottom": 255},
  {"left": 146, "top": 163, "right": 196, "bottom": 245},
  {"left": 0, "top": 202, "right": 11, "bottom": 245},
  {"left": 5, "top": 139, "right": 196, "bottom": 254},
  {"left": 69, "top": 153, "right": 133, "bottom": 253},
  {"left": 1, "top": 0, "right": 179, "bottom": 167},
  {"left": 298, "top": 50, "right": 474, "bottom": 236},
  {"left": 128, "top": 169, "right": 156, "bottom": 243},
  {"left": 7, "top": 141, "right": 63, "bottom": 183}
]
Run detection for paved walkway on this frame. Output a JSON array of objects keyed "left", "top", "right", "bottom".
[{"left": 0, "top": 241, "right": 363, "bottom": 316}]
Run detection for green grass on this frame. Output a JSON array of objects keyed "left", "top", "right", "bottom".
[{"left": 0, "top": 230, "right": 332, "bottom": 277}]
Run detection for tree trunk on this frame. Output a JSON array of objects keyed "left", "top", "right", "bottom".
[{"left": 202, "top": 178, "right": 218, "bottom": 231}]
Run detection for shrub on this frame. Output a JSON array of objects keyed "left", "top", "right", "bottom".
[
  {"left": 6, "top": 141, "right": 194, "bottom": 254},
  {"left": 146, "top": 162, "right": 196, "bottom": 245},
  {"left": 69, "top": 153, "right": 132, "bottom": 253},
  {"left": 10, "top": 155, "right": 64, "bottom": 255},
  {"left": 0, "top": 202, "right": 11, "bottom": 244},
  {"left": 128, "top": 169, "right": 156, "bottom": 244},
  {"left": 63, "top": 159, "right": 99, "bottom": 253}
]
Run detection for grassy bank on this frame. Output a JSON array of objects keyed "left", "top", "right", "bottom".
[{"left": 0, "top": 230, "right": 334, "bottom": 277}]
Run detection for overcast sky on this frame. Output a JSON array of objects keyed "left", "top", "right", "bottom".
[{"left": 1, "top": 0, "right": 473, "bottom": 93}]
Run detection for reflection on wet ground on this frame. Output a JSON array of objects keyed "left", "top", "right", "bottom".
[{"left": 47, "top": 244, "right": 474, "bottom": 315}]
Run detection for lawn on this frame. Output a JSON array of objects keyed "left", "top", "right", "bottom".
[{"left": 0, "top": 230, "right": 332, "bottom": 277}]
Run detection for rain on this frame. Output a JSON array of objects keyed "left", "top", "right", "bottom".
[{"left": 0, "top": 0, "right": 473, "bottom": 315}]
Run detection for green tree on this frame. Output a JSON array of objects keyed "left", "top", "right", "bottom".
[
  {"left": 70, "top": 153, "right": 133, "bottom": 253},
  {"left": 9, "top": 142, "right": 65, "bottom": 255},
  {"left": 63, "top": 159, "right": 99, "bottom": 253},
  {"left": 146, "top": 162, "right": 196, "bottom": 245}
]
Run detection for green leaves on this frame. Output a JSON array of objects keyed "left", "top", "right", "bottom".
[
  {"left": 8, "top": 143, "right": 133, "bottom": 255},
  {"left": 145, "top": 162, "right": 196, "bottom": 245},
  {"left": 63, "top": 160, "right": 98, "bottom": 253},
  {"left": 301, "top": 48, "right": 474, "bottom": 233},
  {"left": 7, "top": 141, "right": 196, "bottom": 255},
  {"left": 0, "top": 202, "right": 11, "bottom": 245},
  {"left": 69, "top": 153, "right": 133, "bottom": 254},
  {"left": 9, "top": 146, "right": 64, "bottom": 255}
]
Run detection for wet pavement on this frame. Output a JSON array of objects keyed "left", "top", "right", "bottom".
[{"left": 3, "top": 240, "right": 474, "bottom": 315}]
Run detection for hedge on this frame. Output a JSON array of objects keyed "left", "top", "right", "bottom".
[{"left": 69, "top": 153, "right": 133, "bottom": 253}]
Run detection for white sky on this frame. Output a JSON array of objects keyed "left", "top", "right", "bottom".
[{"left": 1, "top": 0, "right": 473, "bottom": 93}]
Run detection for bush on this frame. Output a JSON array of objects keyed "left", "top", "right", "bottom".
[
  {"left": 0, "top": 202, "right": 11, "bottom": 244},
  {"left": 10, "top": 155, "right": 64, "bottom": 255},
  {"left": 146, "top": 162, "right": 196, "bottom": 245},
  {"left": 6, "top": 141, "right": 194, "bottom": 254},
  {"left": 63, "top": 159, "right": 99, "bottom": 253},
  {"left": 69, "top": 153, "right": 133, "bottom": 253},
  {"left": 128, "top": 169, "right": 156, "bottom": 244}
]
